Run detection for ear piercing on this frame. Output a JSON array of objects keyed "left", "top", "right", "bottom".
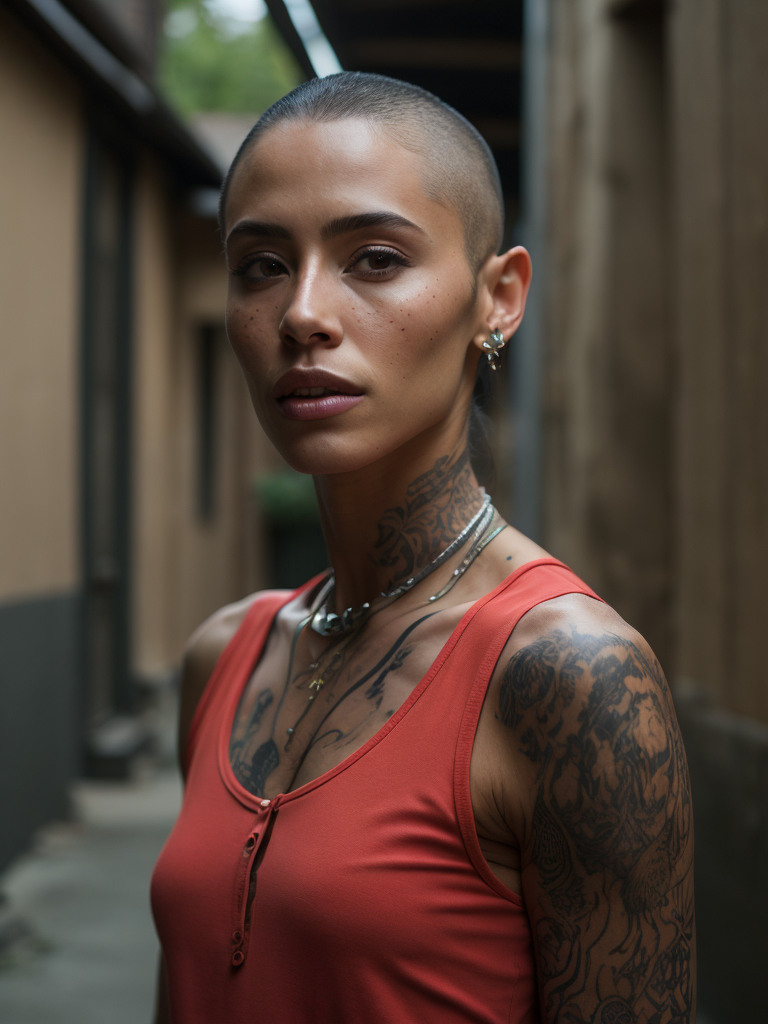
[{"left": 482, "top": 329, "right": 506, "bottom": 371}]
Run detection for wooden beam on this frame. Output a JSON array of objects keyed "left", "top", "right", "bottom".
[{"left": 347, "top": 38, "right": 520, "bottom": 71}]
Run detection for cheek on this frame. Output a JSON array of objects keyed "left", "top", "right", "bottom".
[
  {"left": 225, "top": 297, "right": 267, "bottom": 366},
  {"left": 358, "top": 281, "right": 473, "bottom": 388}
]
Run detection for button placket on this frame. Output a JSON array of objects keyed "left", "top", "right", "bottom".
[{"left": 230, "top": 797, "right": 279, "bottom": 968}]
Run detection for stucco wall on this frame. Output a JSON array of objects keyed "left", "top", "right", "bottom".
[
  {"left": 131, "top": 154, "right": 178, "bottom": 677},
  {"left": 169, "top": 212, "right": 272, "bottom": 659},
  {"left": 131, "top": 196, "right": 274, "bottom": 677},
  {"left": 0, "top": 7, "right": 82, "bottom": 602}
]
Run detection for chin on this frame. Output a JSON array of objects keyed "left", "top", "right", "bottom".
[{"left": 274, "top": 433, "right": 393, "bottom": 477}]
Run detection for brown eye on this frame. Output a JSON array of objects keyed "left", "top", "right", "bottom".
[
  {"left": 366, "top": 253, "right": 392, "bottom": 270},
  {"left": 256, "top": 259, "right": 284, "bottom": 278},
  {"left": 351, "top": 247, "right": 410, "bottom": 276}
]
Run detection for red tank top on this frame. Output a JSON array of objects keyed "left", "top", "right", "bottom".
[{"left": 151, "top": 558, "right": 600, "bottom": 1023}]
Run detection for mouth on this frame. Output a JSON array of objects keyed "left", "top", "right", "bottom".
[{"left": 273, "top": 369, "right": 365, "bottom": 421}]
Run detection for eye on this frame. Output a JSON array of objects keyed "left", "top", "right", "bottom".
[
  {"left": 350, "top": 247, "right": 411, "bottom": 278},
  {"left": 232, "top": 254, "right": 288, "bottom": 282}
]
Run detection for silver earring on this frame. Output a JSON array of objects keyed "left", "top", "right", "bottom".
[{"left": 482, "top": 329, "right": 506, "bottom": 372}]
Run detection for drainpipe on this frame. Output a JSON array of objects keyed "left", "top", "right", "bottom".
[{"left": 512, "top": 0, "right": 550, "bottom": 541}]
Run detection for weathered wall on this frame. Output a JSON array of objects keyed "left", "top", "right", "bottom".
[
  {"left": 0, "top": 593, "right": 80, "bottom": 873},
  {"left": 169, "top": 211, "right": 273, "bottom": 657},
  {"left": 131, "top": 199, "right": 274, "bottom": 677},
  {"left": 542, "top": 0, "right": 768, "bottom": 1017},
  {"left": 132, "top": 154, "right": 178, "bottom": 678},
  {"left": 0, "top": 7, "right": 82, "bottom": 602},
  {"left": 671, "top": 0, "right": 768, "bottom": 723},
  {"left": 0, "top": 9, "right": 83, "bottom": 872},
  {"left": 676, "top": 686, "right": 768, "bottom": 1022},
  {"left": 543, "top": 0, "right": 672, "bottom": 669}
]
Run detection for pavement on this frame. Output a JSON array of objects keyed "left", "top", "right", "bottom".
[{"left": 0, "top": 764, "right": 182, "bottom": 1024}]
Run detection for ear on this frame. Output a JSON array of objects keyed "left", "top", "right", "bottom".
[{"left": 471, "top": 246, "right": 533, "bottom": 353}]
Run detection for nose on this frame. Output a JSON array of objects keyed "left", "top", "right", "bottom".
[{"left": 279, "top": 265, "right": 343, "bottom": 351}]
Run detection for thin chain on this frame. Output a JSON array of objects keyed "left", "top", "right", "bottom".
[
  {"left": 281, "top": 508, "right": 506, "bottom": 747},
  {"left": 427, "top": 521, "right": 507, "bottom": 603},
  {"left": 383, "top": 493, "right": 492, "bottom": 598},
  {"left": 311, "top": 493, "right": 491, "bottom": 636}
]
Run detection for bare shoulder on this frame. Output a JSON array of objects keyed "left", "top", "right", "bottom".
[
  {"left": 177, "top": 595, "right": 260, "bottom": 775},
  {"left": 487, "top": 591, "right": 696, "bottom": 1020},
  {"left": 491, "top": 591, "right": 684, "bottom": 819},
  {"left": 495, "top": 592, "right": 676, "bottom": 756}
]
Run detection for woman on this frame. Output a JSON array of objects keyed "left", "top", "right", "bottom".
[{"left": 152, "top": 73, "right": 695, "bottom": 1023}]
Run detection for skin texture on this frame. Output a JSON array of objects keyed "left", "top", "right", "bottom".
[{"left": 155, "top": 117, "right": 695, "bottom": 1024}]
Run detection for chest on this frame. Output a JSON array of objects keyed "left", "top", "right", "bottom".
[{"left": 229, "top": 608, "right": 468, "bottom": 798}]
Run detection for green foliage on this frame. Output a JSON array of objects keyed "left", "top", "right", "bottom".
[
  {"left": 253, "top": 470, "right": 321, "bottom": 524},
  {"left": 159, "top": 0, "right": 303, "bottom": 117}
]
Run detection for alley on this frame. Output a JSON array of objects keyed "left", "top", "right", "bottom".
[{"left": 0, "top": 768, "right": 181, "bottom": 1024}]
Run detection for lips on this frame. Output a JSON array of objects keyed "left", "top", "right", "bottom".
[{"left": 273, "top": 368, "right": 365, "bottom": 421}]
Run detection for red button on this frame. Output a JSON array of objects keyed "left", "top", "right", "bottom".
[
  {"left": 232, "top": 950, "right": 245, "bottom": 966},
  {"left": 232, "top": 930, "right": 242, "bottom": 944}
]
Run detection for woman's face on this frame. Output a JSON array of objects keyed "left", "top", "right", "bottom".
[{"left": 224, "top": 118, "right": 490, "bottom": 475}]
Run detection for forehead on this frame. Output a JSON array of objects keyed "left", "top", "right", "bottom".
[{"left": 225, "top": 118, "right": 463, "bottom": 242}]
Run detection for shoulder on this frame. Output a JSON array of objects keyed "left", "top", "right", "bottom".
[
  {"left": 177, "top": 594, "right": 270, "bottom": 774},
  {"left": 497, "top": 591, "right": 668, "bottom": 733},
  {"left": 489, "top": 591, "right": 689, "bottom": 843},
  {"left": 486, "top": 596, "right": 695, "bottom": 1018}
]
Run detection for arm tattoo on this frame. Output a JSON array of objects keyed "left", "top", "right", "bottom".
[
  {"left": 374, "top": 447, "right": 481, "bottom": 590},
  {"left": 500, "top": 630, "right": 695, "bottom": 1023}
]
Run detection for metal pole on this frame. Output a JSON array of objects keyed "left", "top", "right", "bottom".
[{"left": 512, "top": 0, "right": 550, "bottom": 541}]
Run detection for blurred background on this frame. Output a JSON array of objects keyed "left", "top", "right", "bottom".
[{"left": 0, "top": 0, "right": 765, "bottom": 1021}]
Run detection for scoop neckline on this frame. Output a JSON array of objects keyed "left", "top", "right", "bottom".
[{"left": 218, "top": 557, "right": 566, "bottom": 813}]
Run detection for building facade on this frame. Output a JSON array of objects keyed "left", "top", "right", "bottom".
[
  {"left": 530, "top": 1, "right": 768, "bottom": 1018},
  {"left": 0, "top": 0, "right": 280, "bottom": 872}
]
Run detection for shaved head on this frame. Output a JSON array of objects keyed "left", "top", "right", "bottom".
[{"left": 219, "top": 72, "right": 504, "bottom": 273}]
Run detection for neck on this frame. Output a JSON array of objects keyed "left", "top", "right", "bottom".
[{"left": 313, "top": 438, "right": 484, "bottom": 613}]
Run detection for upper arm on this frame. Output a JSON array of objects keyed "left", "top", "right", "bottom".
[
  {"left": 497, "top": 605, "right": 695, "bottom": 1023},
  {"left": 177, "top": 598, "right": 253, "bottom": 778}
]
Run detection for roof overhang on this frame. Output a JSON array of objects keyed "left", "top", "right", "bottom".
[{"left": 4, "top": 0, "right": 222, "bottom": 188}]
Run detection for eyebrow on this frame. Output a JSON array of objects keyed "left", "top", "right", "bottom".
[
  {"left": 226, "top": 210, "right": 425, "bottom": 247},
  {"left": 320, "top": 211, "right": 426, "bottom": 240}
]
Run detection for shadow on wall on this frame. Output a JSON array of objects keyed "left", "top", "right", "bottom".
[
  {"left": 674, "top": 682, "right": 768, "bottom": 1024},
  {"left": 254, "top": 471, "right": 329, "bottom": 590}
]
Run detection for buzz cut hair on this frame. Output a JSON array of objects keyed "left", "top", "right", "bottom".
[{"left": 218, "top": 71, "right": 505, "bottom": 273}]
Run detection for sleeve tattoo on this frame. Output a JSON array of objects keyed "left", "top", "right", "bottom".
[{"left": 499, "top": 629, "right": 695, "bottom": 1023}]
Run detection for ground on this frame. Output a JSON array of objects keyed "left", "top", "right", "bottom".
[{"left": 0, "top": 767, "right": 181, "bottom": 1024}]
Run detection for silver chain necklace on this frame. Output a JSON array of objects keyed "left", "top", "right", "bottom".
[{"left": 310, "top": 493, "right": 492, "bottom": 636}]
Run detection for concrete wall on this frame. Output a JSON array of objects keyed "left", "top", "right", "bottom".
[{"left": 0, "top": 594, "right": 80, "bottom": 873}]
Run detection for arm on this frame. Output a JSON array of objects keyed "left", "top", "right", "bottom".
[
  {"left": 499, "top": 616, "right": 695, "bottom": 1023},
  {"left": 176, "top": 597, "right": 255, "bottom": 778},
  {"left": 151, "top": 598, "right": 255, "bottom": 1022}
]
